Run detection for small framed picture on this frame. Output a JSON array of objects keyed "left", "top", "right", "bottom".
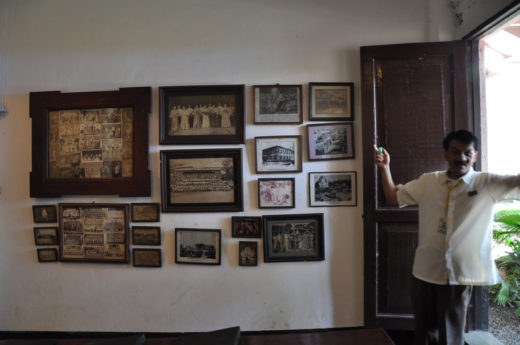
[
  {"left": 307, "top": 123, "right": 354, "bottom": 160},
  {"left": 34, "top": 227, "right": 58, "bottom": 245},
  {"left": 255, "top": 136, "right": 302, "bottom": 173},
  {"left": 309, "top": 171, "right": 357, "bottom": 207},
  {"left": 133, "top": 249, "right": 162, "bottom": 267},
  {"left": 239, "top": 241, "right": 258, "bottom": 266},
  {"left": 32, "top": 205, "right": 57, "bottom": 223},
  {"left": 309, "top": 82, "right": 354, "bottom": 121},
  {"left": 132, "top": 226, "right": 161, "bottom": 246},
  {"left": 231, "top": 216, "right": 262, "bottom": 238},
  {"left": 253, "top": 85, "right": 302, "bottom": 124},
  {"left": 258, "top": 178, "right": 295, "bottom": 209},
  {"left": 130, "top": 203, "right": 160, "bottom": 222},
  {"left": 37, "top": 248, "right": 58, "bottom": 262},
  {"left": 175, "top": 228, "right": 221, "bottom": 265}
]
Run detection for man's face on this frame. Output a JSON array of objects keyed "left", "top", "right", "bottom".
[{"left": 444, "top": 139, "right": 479, "bottom": 179}]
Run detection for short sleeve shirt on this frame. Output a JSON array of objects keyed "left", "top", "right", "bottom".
[{"left": 396, "top": 169, "right": 520, "bottom": 285}]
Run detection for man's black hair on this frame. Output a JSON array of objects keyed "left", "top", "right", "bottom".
[{"left": 442, "top": 129, "right": 479, "bottom": 151}]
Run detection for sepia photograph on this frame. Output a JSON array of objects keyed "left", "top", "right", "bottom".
[
  {"left": 133, "top": 249, "right": 162, "bottom": 267},
  {"left": 132, "top": 226, "right": 161, "bottom": 246},
  {"left": 309, "top": 82, "right": 354, "bottom": 121},
  {"left": 37, "top": 248, "right": 58, "bottom": 262},
  {"left": 255, "top": 136, "right": 302, "bottom": 173},
  {"left": 258, "top": 178, "right": 295, "bottom": 209},
  {"left": 231, "top": 216, "right": 262, "bottom": 238},
  {"left": 159, "top": 85, "right": 245, "bottom": 145},
  {"left": 34, "top": 227, "right": 58, "bottom": 245},
  {"left": 253, "top": 85, "right": 302, "bottom": 124},
  {"left": 58, "top": 203, "right": 129, "bottom": 263},
  {"left": 175, "top": 228, "right": 221, "bottom": 265},
  {"left": 130, "top": 203, "right": 160, "bottom": 222},
  {"left": 239, "top": 241, "right": 258, "bottom": 266},
  {"left": 32, "top": 205, "right": 57, "bottom": 223},
  {"left": 307, "top": 123, "right": 354, "bottom": 160},
  {"left": 263, "top": 213, "right": 324, "bottom": 262},
  {"left": 309, "top": 171, "right": 357, "bottom": 207}
]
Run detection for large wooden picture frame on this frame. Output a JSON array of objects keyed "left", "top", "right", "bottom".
[
  {"left": 58, "top": 203, "right": 130, "bottom": 263},
  {"left": 309, "top": 82, "right": 354, "bottom": 121},
  {"left": 159, "top": 85, "right": 245, "bottom": 145},
  {"left": 30, "top": 87, "right": 152, "bottom": 197},
  {"left": 160, "top": 149, "right": 243, "bottom": 212},
  {"left": 253, "top": 84, "right": 302, "bottom": 124}
]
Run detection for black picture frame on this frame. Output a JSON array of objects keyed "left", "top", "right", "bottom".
[
  {"left": 254, "top": 136, "right": 302, "bottom": 173},
  {"left": 263, "top": 213, "right": 325, "bottom": 262},
  {"left": 175, "top": 228, "right": 221, "bottom": 265},
  {"left": 253, "top": 84, "right": 302, "bottom": 124},
  {"left": 29, "top": 87, "right": 152, "bottom": 197},
  {"left": 160, "top": 149, "right": 243, "bottom": 213},
  {"left": 239, "top": 241, "right": 258, "bottom": 266},
  {"left": 308, "top": 82, "right": 354, "bottom": 121},
  {"left": 32, "top": 205, "right": 57, "bottom": 223},
  {"left": 307, "top": 123, "right": 354, "bottom": 160},
  {"left": 258, "top": 178, "right": 295, "bottom": 209},
  {"left": 130, "top": 203, "right": 160, "bottom": 222},
  {"left": 132, "top": 249, "right": 162, "bottom": 267},
  {"left": 34, "top": 227, "right": 59, "bottom": 245},
  {"left": 37, "top": 248, "right": 58, "bottom": 262},
  {"left": 309, "top": 171, "right": 357, "bottom": 207},
  {"left": 231, "top": 216, "right": 262, "bottom": 238},
  {"left": 132, "top": 226, "right": 161, "bottom": 246},
  {"left": 159, "top": 85, "right": 245, "bottom": 145}
]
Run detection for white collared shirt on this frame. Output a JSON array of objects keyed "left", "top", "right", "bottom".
[{"left": 396, "top": 168, "right": 520, "bottom": 285}]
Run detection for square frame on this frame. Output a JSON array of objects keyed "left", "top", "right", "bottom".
[
  {"left": 30, "top": 87, "right": 152, "bottom": 197},
  {"left": 263, "top": 213, "right": 324, "bottom": 262},
  {"left": 309, "top": 171, "right": 357, "bottom": 207},
  {"left": 258, "top": 178, "right": 295, "bottom": 209},
  {"left": 160, "top": 149, "right": 243, "bottom": 213},
  {"left": 58, "top": 203, "right": 130, "bottom": 263},
  {"left": 175, "top": 228, "right": 221, "bottom": 265},
  {"left": 307, "top": 123, "right": 354, "bottom": 160},
  {"left": 239, "top": 241, "right": 258, "bottom": 266},
  {"left": 34, "top": 227, "right": 59, "bottom": 245},
  {"left": 132, "top": 249, "right": 162, "bottom": 267},
  {"left": 130, "top": 203, "right": 160, "bottom": 222},
  {"left": 308, "top": 82, "right": 354, "bottom": 121},
  {"left": 253, "top": 84, "right": 302, "bottom": 124},
  {"left": 231, "top": 216, "right": 262, "bottom": 238},
  {"left": 32, "top": 205, "right": 57, "bottom": 223},
  {"left": 159, "top": 85, "right": 245, "bottom": 145},
  {"left": 132, "top": 226, "right": 161, "bottom": 246},
  {"left": 254, "top": 136, "right": 302, "bottom": 173},
  {"left": 37, "top": 248, "right": 58, "bottom": 262}
]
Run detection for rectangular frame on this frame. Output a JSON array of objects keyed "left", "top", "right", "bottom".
[
  {"left": 130, "top": 203, "right": 160, "bottom": 222},
  {"left": 239, "top": 241, "right": 258, "bottom": 266},
  {"left": 175, "top": 228, "right": 221, "bottom": 265},
  {"left": 309, "top": 171, "right": 357, "bottom": 207},
  {"left": 132, "top": 249, "right": 162, "bottom": 267},
  {"left": 258, "top": 178, "right": 295, "bottom": 209},
  {"left": 263, "top": 213, "right": 324, "bottom": 262},
  {"left": 309, "top": 82, "right": 354, "bottom": 121},
  {"left": 132, "top": 226, "right": 161, "bottom": 246},
  {"left": 32, "top": 205, "right": 57, "bottom": 223},
  {"left": 231, "top": 216, "right": 262, "bottom": 238},
  {"left": 30, "top": 87, "right": 152, "bottom": 197},
  {"left": 37, "top": 248, "right": 58, "bottom": 262},
  {"left": 307, "top": 123, "right": 354, "bottom": 160},
  {"left": 58, "top": 203, "right": 130, "bottom": 263},
  {"left": 159, "top": 85, "right": 245, "bottom": 145},
  {"left": 254, "top": 136, "right": 302, "bottom": 173},
  {"left": 160, "top": 149, "right": 243, "bottom": 212},
  {"left": 253, "top": 84, "right": 302, "bottom": 124},
  {"left": 34, "top": 227, "right": 58, "bottom": 245}
]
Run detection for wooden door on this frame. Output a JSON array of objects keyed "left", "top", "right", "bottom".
[{"left": 361, "top": 41, "right": 473, "bottom": 330}]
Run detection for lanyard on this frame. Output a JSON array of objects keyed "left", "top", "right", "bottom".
[{"left": 445, "top": 179, "right": 463, "bottom": 210}]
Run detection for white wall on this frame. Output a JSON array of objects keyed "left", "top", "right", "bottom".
[{"left": 0, "top": 0, "right": 462, "bottom": 333}]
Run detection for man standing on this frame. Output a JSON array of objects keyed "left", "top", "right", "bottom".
[{"left": 374, "top": 130, "right": 520, "bottom": 345}]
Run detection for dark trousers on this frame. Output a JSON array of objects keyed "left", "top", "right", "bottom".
[{"left": 412, "top": 276, "right": 473, "bottom": 345}]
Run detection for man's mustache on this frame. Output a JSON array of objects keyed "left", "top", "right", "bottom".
[{"left": 455, "top": 161, "right": 468, "bottom": 166}]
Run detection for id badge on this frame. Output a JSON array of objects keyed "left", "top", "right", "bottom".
[{"left": 437, "top": 218, "right": 447, "bottom": 234}]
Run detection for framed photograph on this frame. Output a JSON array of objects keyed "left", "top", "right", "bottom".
[
  {"left": 130, "top": 203, "right": 160, "bottom": 222},
  {"left": 239, "top": 241, "right": 258, "bottom": 266},
  {"left": 58, "top": 203, "right": 130, "bottom": 263},
  {"left": 160, "top": 149, "right": 243, "bottom": 212},
  {"left": 159, "top": 85, "right": 245, "bottom": 145},
  {"left": 258, "top": 178, "right": 295, "bottom": 209},
  {"left": 307, "top": 123, "right": 354, "bottom": 160},
  {"left": 32, "top": 205, "right": 57, "bottom": 223},
  {"left": 231, "top": 216, "right": 262, "bottom": 238},
  {"left": 263, "top": 213, "right": 324, "bottom": 262},
  {"left": 254, "top": 136, "right": 302, "bottom": 173},
  {"left": 37, "top": 248, "right": 58, "bottom": 262},
  {"left": 34, "top": 227, "right": 58, "bottom": 245},
  {"left": 175, "top": 228, "right": 221, "bottom": 265},
  {"left": 309, "top": 171, "right": 357, "bottom": 207},
  {"left": 133, "top": 249, "right": 162, "bottom": 267},
  {"left": 132, "top": 226, "right": 161, "bottom": 246},
  {"left": 29, "top": 87, "right": 152, "bottom": 197},
  {"left": 253, "top": 85, "right": 302, "bottom": 124},
  {"left": 309, "top": 82, "right": 354, "bottom": 121}
]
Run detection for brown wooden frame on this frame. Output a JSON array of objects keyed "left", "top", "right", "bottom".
[
  {"left": 239, "top": 241, "right": 258, "bottom": 266},
  {"left": 252, "top": 84, "right": 302, "bottom": 124},
  {"left": 130, "top": 203, "right": 160, "bottom": 222},
  {"left": 132, "top": 248, "right": 162, "bottom": 267},
  {"left": 231, "top": 216, "right": 262, "bottom": 238},
  {"left": 30, "top": 87, "right": 152, "bottom": 197},
  {"left": 309, "top": 82, "right": 354, "bottom": 121},
  {"left": 307, "top": 123, "right": 355, "bottom": 160},
  {"left": 37, "top": 248, "right": 58, "bottom": 262},
  {"left": 32, "top": 205, "right": 57, "bottom": 223},
  {"left": 254, "top": 135, "right": 302, "bottom": 173},
  {"left": 132, "top": 226, "right": 161, "bottom": 246},
  {"left": 34, "top": 227, "right": 59, "bottom": 245}
]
